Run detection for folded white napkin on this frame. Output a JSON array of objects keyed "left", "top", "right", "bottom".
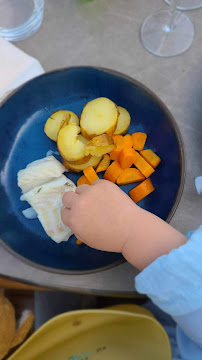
[{"left": 0, "top": 37, "right": 44, "bottom": 99}]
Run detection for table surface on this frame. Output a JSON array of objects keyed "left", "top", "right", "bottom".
[{"left": 0, "top": 0, "right": 202, "bottom": 296}]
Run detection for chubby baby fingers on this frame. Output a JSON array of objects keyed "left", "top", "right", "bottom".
[{"left": 62, "top": 191, "right": 78, "bottom": 209}]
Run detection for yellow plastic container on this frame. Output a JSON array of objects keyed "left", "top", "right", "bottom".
[{"left": 8, "top": 305, "right": 171, "bottom": 360}]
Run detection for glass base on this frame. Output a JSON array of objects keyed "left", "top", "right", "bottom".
[
  {"left": 0, "top": 0, "right": 44, "bottom": 42},
  {"left": 141, "top": 10, "right": 194, "bottom": 57},
  {"left": 164, "top": 0, "right": 202, "bottom": 10}
]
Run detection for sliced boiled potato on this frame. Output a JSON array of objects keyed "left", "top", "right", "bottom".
[
  {"left": 57, "top": 124, "right": 88, "bottom": 162},
  {"left": 96, "top": 154, "right": 110, "bottom": 173},
  {"left": 84, "top": 134, "right": 115, "bottom": 157},
  {"left": 63, "top": 155, "right": 102, "bottom": 172},
  {"left": 67, "top": 135, "right": 91, "bottom": 164},
  {"left": 67, "top": 154, "right": 91, "bottom": 165},
  {"left": 80, "top": 97, "right": 118, "bottom": 139},
  {"left": 59, "top": 113, "right": 71, "bottom": 130},
  {"left": 114, "top": 106, "right": 131, "bottom": 135},
  {"left": 44, "top": 110, "right": 79, "bottom": 141}
]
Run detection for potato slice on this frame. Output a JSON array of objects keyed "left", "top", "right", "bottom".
[
  {"left": 44, "top": 110, "right": 79, "bottom": 141},
  {"left": 59, "top": 114, "right": 71, "bottom": 130},
  {"left": 80, "top": 97, "right": 118, "bottom": 139},
  {"left": 96, "top": 154, "right": 110, "bottom": 173},
  {"left": 67, "top": 135, "right": 91, "bottom": 164},
  {"left": 57, "top": 124, "right": 88, "bottom": 161},
  {"left": 114, "top": 106, "right": 131, "bottom": 135},
  {"left": 84, "top": 134, "right": 115, "bottom": 157},
  {"left": 67, "top": 154, "right": 91, "bottom": 165},
  {"left": 63, "top": 155, "right": 102, "bottom": 172}
]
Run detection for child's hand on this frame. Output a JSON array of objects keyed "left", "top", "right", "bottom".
[
  {"left": 62, "top": 180, "right": 187, "bottom": 270},
  {"left": 62, "top": 180, "right": 138, "bottom": 252}
]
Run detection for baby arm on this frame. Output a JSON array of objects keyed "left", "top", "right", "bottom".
[
  {"left": 62, "top": 180, "right": 186, "bottom": 270},
  {"left": 62, "top": 180, "right": 202, "bottom": 356}
]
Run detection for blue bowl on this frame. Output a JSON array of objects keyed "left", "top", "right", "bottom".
[{"left": 0, "top": 67, "right": 185, "bottom": 273}]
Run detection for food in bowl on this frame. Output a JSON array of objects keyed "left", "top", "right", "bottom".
[
  {"left": 17, "top": 156, "right": 66, "bottom": 193},
  {"left": 18, "top": 156, "right": 75, "bottom": 243},
  {"left": 17, "top": 97, "right": 161, "bottom": 244}
]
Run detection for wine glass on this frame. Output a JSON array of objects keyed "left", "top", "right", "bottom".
[
  {"left": 141, "top": 0, "right": 194, "bottom": 57},
  {"left": 165, "top": 0, "right": 202, "bottom": 10}
]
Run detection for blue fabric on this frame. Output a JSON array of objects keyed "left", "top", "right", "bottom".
[
  {"left": 135, "top": 226, "right": 202, "bottom": 359},
  {"left": 174, "top": 308, "right": 202, "bottom": 349},
  {"left": 143, "top": 301, "right": 181, "bottom": 359},
  {"left": 135, "top": 226, "right": 202, "bottom": 316},
  {"left": 176, "top": 326, "right": 202, "bottom": 360},
  {"left": 195, "top": 176, "right": 202, "bottom": 195}
]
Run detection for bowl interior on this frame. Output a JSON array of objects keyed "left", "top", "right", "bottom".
[{"left": 0, "top": 67, "right": 184, "bottom": 272}]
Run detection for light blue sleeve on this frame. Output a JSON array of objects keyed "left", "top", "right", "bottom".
[{"left": 135, "top": 226, "right": 202, "bottom": 359}]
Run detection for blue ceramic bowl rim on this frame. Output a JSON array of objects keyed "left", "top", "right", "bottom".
[{"left": 0, "top": 66, "right": 186, "bottom": 276}]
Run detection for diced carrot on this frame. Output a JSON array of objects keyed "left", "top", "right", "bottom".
[
  {"left": 140, "top": 149, "right": 161, "bottom": 168},
  {"left": 110, "top": 148, "right": 122, "bottom": 161},
  {"left": 129, "top": 178, "right": 155, "bottom": 203},
  {"left": 77, "top": 175, "right": 90, "bottom": 186},
  {"left": 132, "top": 132, "right": 147, "bottom": 151},
  {"left": 123, "top": 134, "right": 133, "bottom": 148},
  {"left": 103, "top": 161, "right": 124, "bottom": 183},
  {"left": 83, "top": 166, "right": 99, "bottom": 184},
  {"left": 133, "top": 151, "right": 155, "bottom": 178},
  {"left": 96, "top": 154, "right": 110, "bottom": 173},
  {"left": 112, "top": 134, "right": 125, "bottom": 147},
  {"left": 76, "top": 239, "right": 83, "bottom": 245},
  {"left": 110, "top": 134, "right": 132, "bottom": 161},
  {"left": 119, "top": 147, "right": 136, "bottom": 169},
  {"left": 116, "top": 168, "right": 145, "bottom": 185},
  {"left": 110, "top": 135, "right": 124, "bottom": 161}
]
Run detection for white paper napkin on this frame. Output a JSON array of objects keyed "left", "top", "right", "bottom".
[{"left": 0, "top": 36, "right": 44, "bottom": 100}]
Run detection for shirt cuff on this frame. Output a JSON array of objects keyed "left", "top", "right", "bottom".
[{"left": 135, "top": 226, "right": 202, "bottom": 316}]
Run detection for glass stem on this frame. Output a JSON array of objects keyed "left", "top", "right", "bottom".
[{"left": 168, "top": 0, "right": 178, "bottom": 31}]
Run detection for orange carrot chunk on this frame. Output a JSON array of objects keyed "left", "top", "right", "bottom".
[
  {"left": 77, "top": 175, "right": 90, "bottom": 186},
  {"left": 112, "top": 134, "right": 133, "bottom": 148},
  {"left": 132, "top": 132, "right": 147, "bottom": 151},
  {"left": 133, "top": 151, "right": 155, "bottom": 178},
  {"left": 103, "top": 161, "right": 124, "bottom": 183},
  {"left": 123, "top": 134, "right": 133, "bottom": 148},
  {"left": 116, "top": 168, "right": 145, "bottom": 185},
  {"left": 96, "top": 154, "right": 110, "bottom": 173},
  {"left": 110, "top": 134, "right": 133, "bottom": 161},
  {"left": 140, "top": 149, "right": 161, "bottom": 168},
  {"left": 112, "top": 134, "right": 125, "bottom": 147},
  {"left": 110, "top": 135, "right": 124, "bottom": 161},
  {"left": 110, "top": 148, "right": 122, "bottom": 161},
  {"left": 76, "top": 239, "right": 83, "bottom": 245},
  {"left": 83, "top": 166, "right": 99, "bottom": 184},
  {"left": 129, "top": 178, "right": 155, "bottom": 203},
  {"left": 119, "top": 147, "right": 136, "bottom": 169}
]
